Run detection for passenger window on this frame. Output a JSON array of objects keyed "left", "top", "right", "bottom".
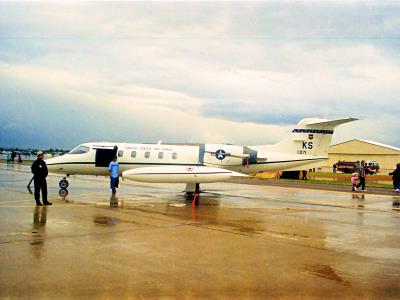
[
  {"left": 131, "top": 151, "right": 136, "bottom": 158},
  {"left": 118, "top": 150, "right": 124, "bottom": 157},
  {"left": 69, "top": 146, "right": 90, "bottom": 154},
  {"left": 145, "top": 151, "right": 150, "bottom": 158},
  {"left": 172, "top": 152, "right": 178, "bottom": 159},
  {"left": 158, "top": 152, "right": 164, "bottom": 159}
]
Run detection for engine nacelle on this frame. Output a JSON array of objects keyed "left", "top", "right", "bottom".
[{"left": 203, "top": 144, "right": 260, "bottom": 166}]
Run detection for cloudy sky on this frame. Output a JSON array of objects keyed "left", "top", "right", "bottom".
[{"left": 1, "top": 1, "right": 399, "bottom": 149}]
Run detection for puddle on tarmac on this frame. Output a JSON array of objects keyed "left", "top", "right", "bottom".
[
  {"left": 94, "top": 216, "right": 118, "bottom": 226},
  {"left": 30, "top": 240, "right": 44, "bottom": 245},
  {"left": 169, "top": 203, "right": 186, "bottom": 208},
  {"left": 235, "top": 226, "right": 263, "bottom": 234},
  {"left": 305, "top": 264, "right": 350, "bottom": 286}
]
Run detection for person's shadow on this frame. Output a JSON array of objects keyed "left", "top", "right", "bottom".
[
  {"left": 393, "top": 200, "right": 400, "bottom": 211},
  {"left": 31, "top": 206, "right": 47, "bottom": 259}
]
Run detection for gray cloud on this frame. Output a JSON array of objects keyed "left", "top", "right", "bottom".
[{"left": 0, "top": 2, "right": 399, "bottom": 148}]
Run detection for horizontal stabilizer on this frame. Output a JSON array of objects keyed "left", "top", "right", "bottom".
[{"left": 305, "top": 117, "right": 359, "bottom": 128}]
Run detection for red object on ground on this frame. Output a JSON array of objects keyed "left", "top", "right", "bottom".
[{"left": 192, "top": 193, "right": 198, "bottom": 207}]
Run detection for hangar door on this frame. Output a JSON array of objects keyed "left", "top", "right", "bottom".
[{"left": 95, "top": 146, "right": 118, "bottom": 167}]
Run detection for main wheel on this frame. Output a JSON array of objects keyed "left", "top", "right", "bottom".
[{"left": 59, "top": 179, "right": 69, "bottom": 189}]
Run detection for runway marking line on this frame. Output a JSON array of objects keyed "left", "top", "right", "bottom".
[
  {"left": 231, "top": 182, "right": 400, "bottom": 199},
  {"left": 0, "top": 204, "right": 89, "bottom": 208},
  {"left": 210, "top": 190, "right": 395, "bottom": 206}
]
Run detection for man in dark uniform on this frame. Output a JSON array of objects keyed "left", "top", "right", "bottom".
[
  {"left": 31, "top": 151, "right": 52, "bottom": 206},
  {"left": 11, "top": 150, "right": 16, "bottom": 163},
  {"left": 356, "top": 160, "right": 367, "bottom": 192}
]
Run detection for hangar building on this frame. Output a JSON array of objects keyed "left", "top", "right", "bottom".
[{"left": 327, "top": 139, "right": 400, "bottom": 173}]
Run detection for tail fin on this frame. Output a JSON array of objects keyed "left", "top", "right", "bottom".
[{"left": 254, "top": 117, "right": 358, "bottom": 157}]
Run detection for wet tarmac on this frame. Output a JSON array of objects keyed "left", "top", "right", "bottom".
[{"left": 0, "top": 163, "right": 400, "bottom": 299}]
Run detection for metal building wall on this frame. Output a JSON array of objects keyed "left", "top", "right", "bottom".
[{"left": 325, "top": 140, "right": 400, "bottom": 173}]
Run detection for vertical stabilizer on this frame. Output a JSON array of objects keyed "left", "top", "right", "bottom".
[{"left": 252, "top": 117, "right": 358, "bottom": 157}]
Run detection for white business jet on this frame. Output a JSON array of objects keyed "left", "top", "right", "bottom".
[{"left": 46, "top": 117, "right": 357, "bottom": 198}]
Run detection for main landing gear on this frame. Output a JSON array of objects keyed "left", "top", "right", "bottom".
[{"left": 185, "top": 183, "right": 201, "bottom": 206}]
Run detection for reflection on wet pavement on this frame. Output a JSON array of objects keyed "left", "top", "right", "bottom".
[
  {"left": 109, "top": 194, "right": 118, "bottom": 208},
  {"left": 94, "top": 215, "right": 118, "bottom": 226},
  {"left": 31, "top": 206, "right": 47, "bottom": 259}
]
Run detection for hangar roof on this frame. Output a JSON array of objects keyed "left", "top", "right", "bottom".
[
  {"left": 330, "top": 139, "right": 400, "bottom": 153},
  {"left": 358, "top": 140, "right": 400, "bottom": 152}
]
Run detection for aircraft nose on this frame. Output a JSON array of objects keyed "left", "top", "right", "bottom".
[{"left": 45, "top": 157, "right": 63, "bottom": 172}]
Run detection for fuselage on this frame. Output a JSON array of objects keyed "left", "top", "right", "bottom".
[{"left": 46, "top": 142, "right": 327, "bottom": 177}]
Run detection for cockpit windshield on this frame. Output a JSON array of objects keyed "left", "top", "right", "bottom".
[{"left": 69, "top": 145, "right": 90, "bottom": 155}]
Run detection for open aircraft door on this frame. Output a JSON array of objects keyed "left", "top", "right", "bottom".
[{"left": 94, "top": 145, "right": 118, "bottom": 167}]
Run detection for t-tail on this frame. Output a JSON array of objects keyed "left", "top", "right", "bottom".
[{"left": 252, "top": 117, "right": 358, "bottom": 157}]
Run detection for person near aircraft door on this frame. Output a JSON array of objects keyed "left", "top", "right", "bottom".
[
  {"left": 31, "top": 151, "right": 52, "bottom": 206},
  {"left": 108, "top": 156, "right": 119, "bottom": 193},
  {"left": 6, "top": 152, "right": 12, "bottom": 164},
  {"left": 356, "top": 160, "right": 367, "bottom": 192},
  {"left": 389, "top": 163, "right": 400, "bottom": 192}
]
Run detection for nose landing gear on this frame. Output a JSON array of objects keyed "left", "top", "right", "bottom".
[
  {"left": 58, "top": 176, "right": 69, "bottom": 200},
  {"left": 59, "top": 177, "right": 69, "bottom": 189}
]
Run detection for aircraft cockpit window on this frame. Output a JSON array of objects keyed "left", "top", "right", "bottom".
[
  {"left": 131, "top": 151, "right": 137, "bottom": 158},
  {"left": 118, "top": 150, "right": 124, "bottom": 157},
  {"left": 69, "top": 146, "right": 90, "bottom": 155},
  {"left": 145, "top": 151, "right": 150, "bottom": 158},
  {"left": 172, "top": 152, "right": 178, "bottom": 160},
  {"left": 158, "top": 152, "right": 164, "bottom": 159}
]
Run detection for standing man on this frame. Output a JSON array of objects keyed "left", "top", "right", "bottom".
[
  {"left": 11, "top": 150, "right": 16, "bottom": 163},
  {"left": 31, "top": 151, "right": 52, "bottom": 206},
  {"left": 108, "top": 156, "right": 119, "bottom": 194},
  {"left": 389, "top": 163, "right": 400, "bottom": 192},
  {"left": 356, "top": 160, "right": 367, "bottom": 192}
]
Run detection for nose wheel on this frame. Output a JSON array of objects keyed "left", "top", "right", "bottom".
[{"left": 59, "top": 178, "right": 69, "bottom": 189}]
